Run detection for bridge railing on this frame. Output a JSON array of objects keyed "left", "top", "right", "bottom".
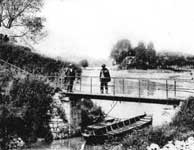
[
  {"left": 46, "top": 75, "right": 194, "bottom": 100},
  {"left": 0, "top": 57, "right": 192, "bottom": 100}
]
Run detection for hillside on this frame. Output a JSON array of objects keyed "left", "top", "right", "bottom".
[{"left": 0, "top": 43, "right": 81, "bottom": 76}]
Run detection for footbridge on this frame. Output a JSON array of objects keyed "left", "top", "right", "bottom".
[
  {"left": 0, "top": 58, "right": 193, "bottom": 105},
  {"left": 48, "top": 75, "right": 194, "bottom": 106}
]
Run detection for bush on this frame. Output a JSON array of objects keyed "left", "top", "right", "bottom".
[
  {"left": 0, "top": 77, "right": 54, "bottom": 149},
  {"left": 79, "top": 59, "right": 89, "bottom": 68},
  {"left": 171, "top": 97, "right": 194, "bottom": 131},
  {"left": 10, "top": 78, "right": 54, "bottom": 142},
  {"left": 118, "top": 125, "right": 176, "bottom": 149},
  {"left": 77, "top": 99, "right": 105, "bottom": 130}
]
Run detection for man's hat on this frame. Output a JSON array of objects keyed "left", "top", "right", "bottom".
[{"left": 101, "top": 64, "right": 106, "bottom": 67}]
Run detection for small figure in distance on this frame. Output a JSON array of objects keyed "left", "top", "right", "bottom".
[
  {"left": 190, "top": 71, "right": 194, "bottom": 80},
  {"left": 3, "top": 35, "right": 9, "bottom": 42},
  {"left": 65, "top": 64, "right": 76, "bottom": 92},
  {"left": 0, "top": 34, "right": 3, "bottom": 42},
  {"left": 99, "top": 64, "right": 111, "bottom": 94}
]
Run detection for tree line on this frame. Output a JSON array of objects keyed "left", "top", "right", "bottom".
[{"left": 111, "top": 39, "right": 194, "bottom": 70}]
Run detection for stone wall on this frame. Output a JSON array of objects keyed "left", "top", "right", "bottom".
[
  {"left": 69, "top": 98, "right": 82, "bottom": 135},
  {"left": 49, "top": 116, "right": 69, "bottom": 139},
  {"left": 50, "top": 92, "right": 82, "bottom": 139}
]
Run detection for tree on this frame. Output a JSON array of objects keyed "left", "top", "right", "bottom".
[
  {"left": 146, "top": 42, "right": 156, "bottom": 68},
  {"left": 79, "top": 59, "right": 89, "bottom": 68},
  {"left": 111, "top": 39, "right": 132, "bottom": 64},
  {"left": 0, "top": 0, "right": 46, "bottom": 42},
  {"left": 134, "top": 41, "right": 147, "bottom": 69}
]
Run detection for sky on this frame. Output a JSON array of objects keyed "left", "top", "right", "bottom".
[{"left": 36, "top": 0, "right": 194, "bottom": 60}]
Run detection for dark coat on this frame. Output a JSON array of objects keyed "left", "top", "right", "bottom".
[
  {"left": 65, "top": 68, "right": 76, "bottom": 81},
  {"left": 100, "top": 68, "right": 111, "bottom": 82}
]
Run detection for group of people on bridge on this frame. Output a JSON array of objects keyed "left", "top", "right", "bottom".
[{"left": 63, "top": 64, "right": 111, "bottom": 94}]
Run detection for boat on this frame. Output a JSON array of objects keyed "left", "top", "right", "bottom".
[{"left": 81, "top": 113, "right": 152, "bottom": 144}]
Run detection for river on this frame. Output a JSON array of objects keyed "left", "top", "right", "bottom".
[
  {"left": 28, "top": 68, "right": 192, "bottom": 150},
  {"left": 25, "top": 138, "right": 103, "bottom": 150}
]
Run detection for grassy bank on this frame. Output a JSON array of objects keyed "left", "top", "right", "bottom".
[{"left": 0, "top": 43, "right": 81, "bottom": 76}]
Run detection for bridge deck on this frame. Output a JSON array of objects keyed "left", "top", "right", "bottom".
[{"left": 63, "top": 92, "right": 184, "bottom": 105}]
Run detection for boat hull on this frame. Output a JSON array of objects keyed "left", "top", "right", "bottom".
[{"left": 82, "top": 115, "right": 152, "bottom": 144}]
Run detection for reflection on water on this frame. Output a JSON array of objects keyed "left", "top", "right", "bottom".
[
  {"left": 93, "top": 100, "right": 178, "bottom": 126},
  {"left": 25, "top": 138, "right": 104, "bottom": 150}
]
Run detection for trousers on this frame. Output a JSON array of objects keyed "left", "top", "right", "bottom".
[{"left": 100, "top": 82, "right": 108, "bottom": 93}]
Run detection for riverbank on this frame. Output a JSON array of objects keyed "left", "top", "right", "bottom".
[
  {"left": 83, "top": 68, "right": 194, "bottom": 80},
  {"left": 20, "top": 97, "right": 191, "bottom": 150},
  {"left": 102, "top": 97, "right": 194, "bottom": 150}
]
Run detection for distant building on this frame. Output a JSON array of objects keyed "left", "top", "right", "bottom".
[{"left": 121, "top": 56, "right": 136, "bottom": 69}]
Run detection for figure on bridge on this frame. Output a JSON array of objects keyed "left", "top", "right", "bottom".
[
  {"left": 100, "top": 64, "right": 111, "bottom": 94},
  {"left": 65, "top": 64, "right": 76, "bottom": 92}
]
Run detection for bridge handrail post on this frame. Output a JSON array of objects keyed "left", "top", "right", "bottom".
[
  {"left": 147, "top": 80, "right": 149, "bottom": 96},
  {"left": 59, "top": 76, "right": 61, "bottom": 88},
  {"left": 138, "top": 79, "right": 141, "bottom": 98},
  {"left": 90, "top": 77, "right": 92, "bottom": 94},
  {"left": 113, "top": 78, "right": 115, "bottom": 96},
  {"left": 174, "top": 80, "right": 176, "bottom": 97},
  {"left": 166, "top": 80, "right": 168, "bottom": 99},
  {"left": 80, "top": 77, "right": 82, "bottom": 92},
  {"left": 123, "top": 79, "right": 125, "bottom": 94}
]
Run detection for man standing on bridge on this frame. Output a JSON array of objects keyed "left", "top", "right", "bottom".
[
  {"left": 65, "top": 64, "right": 76, "bottom": 92},
  {"left": 100, "top": 64, "right": 111, "bottom": 94}
]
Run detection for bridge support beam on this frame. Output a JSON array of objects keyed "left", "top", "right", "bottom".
[{"left": 64, "top": 92, "right": 183, "bottom": 106}]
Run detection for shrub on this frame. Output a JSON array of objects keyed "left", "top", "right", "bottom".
[
  {"left": 78, "top": 99, "right": 105, "bottom": 130},
  {"left": 171, "top": 97, "right": 194, "bottom": 131},
  {"left": 0, "top": 77, "right": 54, "bottom": 149},
  {"left": 10, "top": 78, "right": 54, "bottom": 142},
  {"left": 79, "top": 59, "right": 89, "bottom": 68}
]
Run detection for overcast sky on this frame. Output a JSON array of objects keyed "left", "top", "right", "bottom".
[{"left": 36, "top": 0, "right": 194, "bottom": 60}]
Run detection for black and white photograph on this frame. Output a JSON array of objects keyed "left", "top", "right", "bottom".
[{"left": 0, "top": 0, "right": 194, "bottom": 149}]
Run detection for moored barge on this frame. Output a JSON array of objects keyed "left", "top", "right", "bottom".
[{"left": 82, "top": 113, "right": 152, "bottom": 144}]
